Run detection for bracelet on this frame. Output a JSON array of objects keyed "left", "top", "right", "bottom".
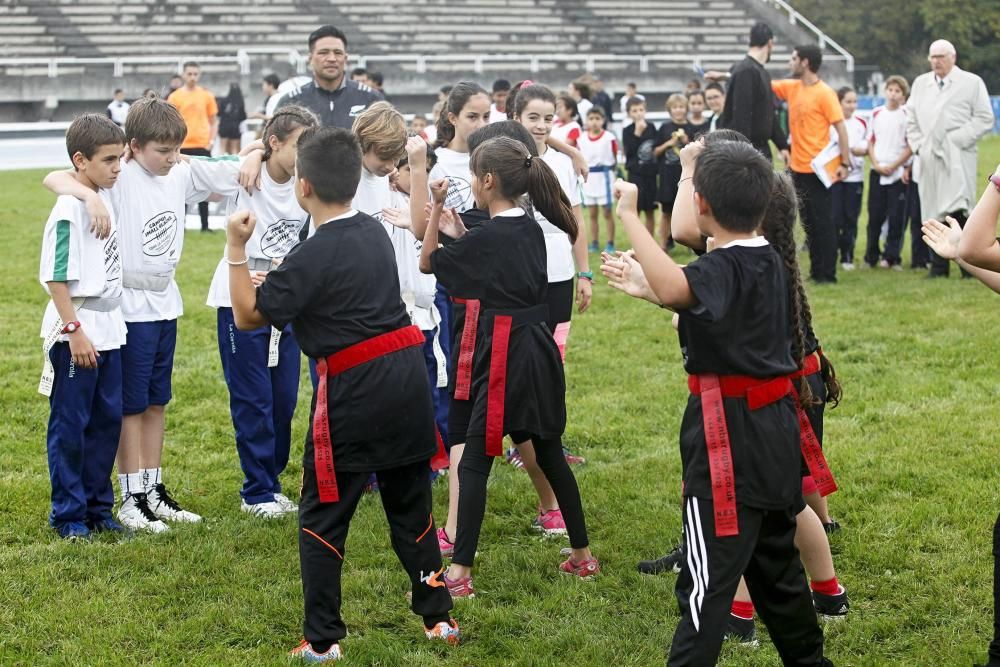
[
  {"left": 678, "top": 176, "right": 693, "bottom": 184},
  {"left": 577, "top": 271, "right": 594, "bottom": 281},
  {"left": 224, "top": 251, "right": 248, "bottom": 266}
]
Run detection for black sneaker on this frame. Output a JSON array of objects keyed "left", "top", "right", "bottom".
[
  {"left": 813, "top": 585, "right": 850, "bottom": 620},
  {"left": 637, "top": 545, "right": 683, "bottom": 575},
  {"left": 724, "top": 614, "right": 759, "bottom": 647},
  {"left": 823, "top": 519, "right": 841, "bottom": 535}
]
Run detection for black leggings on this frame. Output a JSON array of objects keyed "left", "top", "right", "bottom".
[{"left": 452, "top": 432, "right": 589, "bottom": 566}]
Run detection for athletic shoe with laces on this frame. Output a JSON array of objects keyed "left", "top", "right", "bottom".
[
  {"left": 424, "top": 619, "right": 461, "bottom": 645},
  {"left": 724, "top": 614, "right": 760, "bottom": 647},
  {"left": 505, "top": 447, "right": 525, "bottom": 469},
  {"left": 148, "top": 483, "right": 201, "bottom": 522},
  {"left": 604, "top": 242, "right": 615, "bottom": 254},
  {"left": 87, "top": 517, "right": 126, "bottom": 534},
  {"left": 289, "top": 640, "right": 343, "bottom": 662},
  {"left": 274, "top": 493, "right": 298, "bottom": 513},
  {"left": 562, "top": 447, "right": 586, "bottom": 465},
  {"left": 437, "top": 527, "right": 454, "bottom": 558},
  {"left": 532, "top": 508, "right": 567, "bottom": 536},
  {"left": 56, "top": 521, "right": 92, "bottom": 541},
  {"left": 241, "top": 500, "right": 288, "bottom": 518},
  {"left": 118, "top": 493, "right": 169, "bottom": 533},
  {"left": 559, "top": 555, "right": 600, "bottom": 579},
  {"left": 587, "top": 241, "right": 598, "bottom": 253},
  {"left": 444, "top": 573, "right": 475, "bottom": 598},
  {"left": 637, "top": 544, "right": 683, "bottom": 575},
  {"left": 823, "top": 519, "right": 841, "bottom": 535},
  {"left": 813, "top": 585, "right": 850, "bottom": 620}
]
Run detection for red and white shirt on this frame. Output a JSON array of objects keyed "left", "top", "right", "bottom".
[
  {"left": 867, "top": 105, "right": 909, "bottom": 184},
  {"left": 551, "top": 119, "right": 581, "bottom": 146}
]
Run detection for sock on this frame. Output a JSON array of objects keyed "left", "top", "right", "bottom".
[
  {"left": 810, "top": 577, "right": 841, "bottom": 597},
  {"left": 141, "top": 467, "right": 161, "bottom": 492},
  {"left": 730, "top": 600, "right": 755, "bottom": 620},
  {"left": 120, "top": 472, "right": 144, "bottom": 499}
]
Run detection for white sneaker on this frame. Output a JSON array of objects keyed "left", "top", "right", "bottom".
[
  {"left": 841, "top": 262, "right": 855, "bottom": 271},
  {"left": 117, "top": 493, "right": 170, "bottom": 533},
  {"left": 273, "top": 493, "right": 299, "bottom": 513},
  {"left": 147, "top": 483, "right": 202, "bottom": 522},
  {"left": 241, "top": 500, "right": 287, "bottom": 518}
]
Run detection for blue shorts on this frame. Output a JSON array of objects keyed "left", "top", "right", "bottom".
[{"left": 121, "top": 319, "right": 177, "bottom": 415}]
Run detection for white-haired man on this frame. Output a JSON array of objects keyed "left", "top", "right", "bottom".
[{"left": 906, "top": 39, "right": 994, "bottom": 278}]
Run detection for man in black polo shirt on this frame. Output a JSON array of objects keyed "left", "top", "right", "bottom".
[
  {"left": 275, "top": 25, "right": 384, "bottom": 128},
  {"left": 707, "top": 23, "right": 789, "bottom": 163}
]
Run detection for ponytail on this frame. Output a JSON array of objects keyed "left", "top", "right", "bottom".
[
  {"left": 470, "top": 136, "right": 577, "bottom": 242},
  {"left": 435, "top": 80, "right": 488, "bottom": 149}
]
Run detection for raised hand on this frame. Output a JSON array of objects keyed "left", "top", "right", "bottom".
[
  {"left": 600, "top": 250, "right": 660, "bottom": 304},
  {"left": 381, "top": 207, "right": 412, "bottom": 230},
  {"left": 429, "top": 178, "right": 450, "bottom": 205},
  {"left": 438, "top": 207, "right": 468, "bottom": 239},
  {"left": 226, "top": 210, "right": 256, "bottom": 247},
  {"left": 921, "top": 217, "right": 962, "bottom": 261},
  {"left": 612, "top": 178, "right": 639, "bottom": 219},
  {"left": 406, "top": 135, "right": 428, "bottom": 171}
]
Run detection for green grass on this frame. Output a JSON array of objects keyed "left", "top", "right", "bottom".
[{"left": 1, "top": 137, "right": 999, "bottom": 666}]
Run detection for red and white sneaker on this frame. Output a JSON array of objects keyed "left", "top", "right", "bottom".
[
  {"left": 532, "top": 508, "right": 567, "bottom": 536},
  {"left": 437, "top": 527, "right": 454, "bottom": 558},
  {"left": 505, "top": 447, "right": 525, "bottom": 469},
  {"left": 424, "top": 618, "right": 461, "bottom": 645},
  {"left": 289, "top": 640, "right": 343, "bottom": 662},
  {"left": 444, "top": 573, "right": 475, "bottom": 598},
  {"left": 559, "top": 556, "right": 600, "bottom": 579},
  {"left": 562, "top": 447, "right": 586, "bottom": 465}
]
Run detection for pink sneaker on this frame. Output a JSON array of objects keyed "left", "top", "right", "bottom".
[
  {"left": 424, "top": 618, "right": 461, "bottom": 645},
  {"left": 437, "top": 527, "right": 454, "bottom": 558},
  {"left": 563, "top": 447, "right": 586, "bottom": 465},
  {"left": 559, "top": 555, "right": 600, "bottom": 579},
  {"left": 444, "top": 573, "right": 475, "bottom": 598},
  {"left": 532, "top": 508, "right": 567, "bottom": 536}
]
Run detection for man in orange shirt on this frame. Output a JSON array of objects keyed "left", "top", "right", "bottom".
[
  {"left": 772, "top": 45, "right": 850, "bottom": 283},
  {"left": 168, "top": 61, "right": 218, "bottom": 231}
]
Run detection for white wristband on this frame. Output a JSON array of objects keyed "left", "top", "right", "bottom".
[{"left": 224, "top": 251, "right": 248, "bottom": 266}]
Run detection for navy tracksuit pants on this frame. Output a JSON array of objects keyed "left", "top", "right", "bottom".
[
  {"left": 46, "top": 342, "right": 122, "bottom": 527},
  {"left": 217, "top": 307, "right": 300, "bottom": 504}
]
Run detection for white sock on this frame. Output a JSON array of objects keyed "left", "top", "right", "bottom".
[
  {"left": 120, "top": 472, "right": 144, "bottom": 499},
  {"left": 140, "top": 467, "right": 161, "bottom": 493}
]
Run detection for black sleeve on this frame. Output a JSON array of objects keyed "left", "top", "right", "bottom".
[
  {"left": 770, "top": 107, "right": 789, "bottom": 151},
  {"left": 680, "top": 251, "right": 740, "bottom": 322},
  {"left": 430, "top": 224, "right": 492, "bottom": 297},
  {"left": 254, "top": 241, "right": 318, "bottom": 331},
  {"left": 623, "top": 128, "right": 637, "bottom": 158},
  {"left": 726, "top": 70, "right": 755, "bottom": 140}
]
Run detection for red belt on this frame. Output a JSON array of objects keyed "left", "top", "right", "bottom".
[
  {"left": 312, "top": 325, "right": 430, "bottom": 503},
  {"left": 450, "top": 297, "right": 480, "bottom": 401},
  {"left": 789, "top": 351, "right": 837, "bottom": 497},
  {"left": 687, "top": 372, "right": 794, "bottom": 537}
]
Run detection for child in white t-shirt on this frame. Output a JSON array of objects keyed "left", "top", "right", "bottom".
[
  {"left": 39, "top": 114, "right": 128, "bottom": 540},
  {"left": 551, "top": 93, "right": 582, "bottom": 147},
  {"left": 579, "top": 106, "right": 619, "bottom": 253},
  {"left": 43, "top": 97, "right": 211, "bottom": 533},
  {"left": 829, "top": 87, "right": 869, "bottom": 270}
]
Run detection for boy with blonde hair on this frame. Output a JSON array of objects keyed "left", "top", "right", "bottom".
[{"left": 654, "top": 93, "right": 692, "bottom": 249}]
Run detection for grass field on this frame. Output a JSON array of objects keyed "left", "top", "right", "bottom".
[{"left": 1, "top": 138, "right": 999, "bottom": 666}]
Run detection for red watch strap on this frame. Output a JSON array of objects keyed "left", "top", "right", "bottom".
[{"left": 61, "top": 321, "right": 81, "bottom": 334}]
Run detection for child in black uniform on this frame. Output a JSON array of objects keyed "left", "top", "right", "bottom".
[
  {"left": 225, "top": 126, "right": 458, "bottom": 661},
  {"left": 623, "top": 97, "right": 659, "bottom": 236},
  {"left": 654, "top": 93, "right": 692, "bottom": 250},
  {"left": 421, "top": 136, "right": 598, "bottom": 598},
  {"left": 607, "top": 140, "right": 831, "bottom": 666}
]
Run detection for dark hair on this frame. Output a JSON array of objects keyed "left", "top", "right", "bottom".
[
  {"left": 262, "top": 105, "right": 319, "bottom": 161},
  {"left": 586, "top": 106, "right": 606, "bottom": 119},
  {"left": 492, "top": 78, "right": 512, "bottom": 93},
  {"left": 625, "top": 96, "right": 645, "bottom": 112},
  {"left": 687, "top": 89, "right": 706, "bottom": 103},
  {"left": 182, "top": 61, "right": 199, "bottom": 70},
  {"left": 836, "top": 86, "right": 855, "bottom": 102},
  {"left": 557, "top": 93, "right": 579, "bottom": 121},
  {"left": 308, "top": 25, "right": 348, "bottom": 51},
  {"left": 66, "top": 113, "right": 124, "bottom": 162},
  {"left": 758, "top": 172, "right": 842, "bottom": 407},
  {"left": 350, "top": 67, "right": 367, "bottom": 78},
  {"left": 125, "top": 97, "right": 187, "bottom": 147},
  {"left": 113, "top": 88, "right": 123, "bottom": 95},
  {"left": 468, "top": 120, "right": 538, "bottom": 156},
  {"left": 440, "top": 84, "right": 453, "bottom": 96},
  {"left": 749, "top": 22, "right": 773, "bottom": 47},
  {"left": 142, "top": 88, "right": 157, "bottom": 99},
  {"left": 692, "top": 141, "right": 772, "bottom": 233},
  {"left": 705, "top": 82, "right": 726, "bottom": 95},
  {"left": 704, "top": 128, "right": 750, "bottom": 145},
  {"left": 470, "top": 136, "right": 577, "bottom": 242},
  {"left": 263, "top": 73, "right": 280, "bottom": 89},
  {"left": 570, "top": 80, "right": 591, "bottom": 100},
  {"left": 367, "top": 70, "right": 383, "bottom": 87},
  {"left": 505, "top": 80, "right": 529, "bottom": 119},
  {"left": 435, "top": 80, "right": 488, "bottom": 148},
  {"left": 795, "top": 44, "right": 823, "bottom": 73},
  {"left": 296, "top": 126, "right": 361, "bottom": 204},
  {"left": 513, "top": 83, "right": 556, "bottom": 119},
  {"left": 397, "top": 138, "right": 437, "bottom": 172},
  {"left": 170, "top": 74, "right": 182, "bottom": 82}
]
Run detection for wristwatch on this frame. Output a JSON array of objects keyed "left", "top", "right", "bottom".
[
  {"left": 61, "top": 321, "right": 82, "bottom": 334},
  {"left": 577, "top": 271, "right": 594, "bottom": 281}
]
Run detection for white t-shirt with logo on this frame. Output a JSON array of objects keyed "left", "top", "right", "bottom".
[
  {"left": 867, "top": 105, "right": 910, "bottom": 185},
  {"left": 428, "top": 147, "right": 475, "bottom": 213},
  {"left": 536, "top": 148, "right": 581, "bottom": 282},
  {"left": 108, "top": 159, "right": 212, "bottom": 322},
  {"left": 194, "top": 157, "right": 310, "bottom": 308},
  {"left": 39, "top": 193, "right": 127, "bottom": 350},
  {"left": 828, "top": 115, "right": 868, "bottom": 183}
]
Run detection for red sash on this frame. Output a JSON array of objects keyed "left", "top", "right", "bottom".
[
  {"left": 687, "top": 373, "right": 795, "bottom": 537},
  {"left": 789, "top": 351, "right": 837, "bottom": 497},
  {"left": 450, "top": 297, "right": 480, "bottom": 401},
  {"left": 312, "top": 325, "right": 429, "bottom": 503}
]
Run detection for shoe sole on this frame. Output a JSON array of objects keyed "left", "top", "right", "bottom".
[
  {"left": 818, "top": 612, "right": 848, "bottom": 622},
  {"left": 532, "top": 525, "right": 567, "bottom": 537}
]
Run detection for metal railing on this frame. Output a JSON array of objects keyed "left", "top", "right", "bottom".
[{"left": 757, "top": 0, "right": 855, "bottom": 73}]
